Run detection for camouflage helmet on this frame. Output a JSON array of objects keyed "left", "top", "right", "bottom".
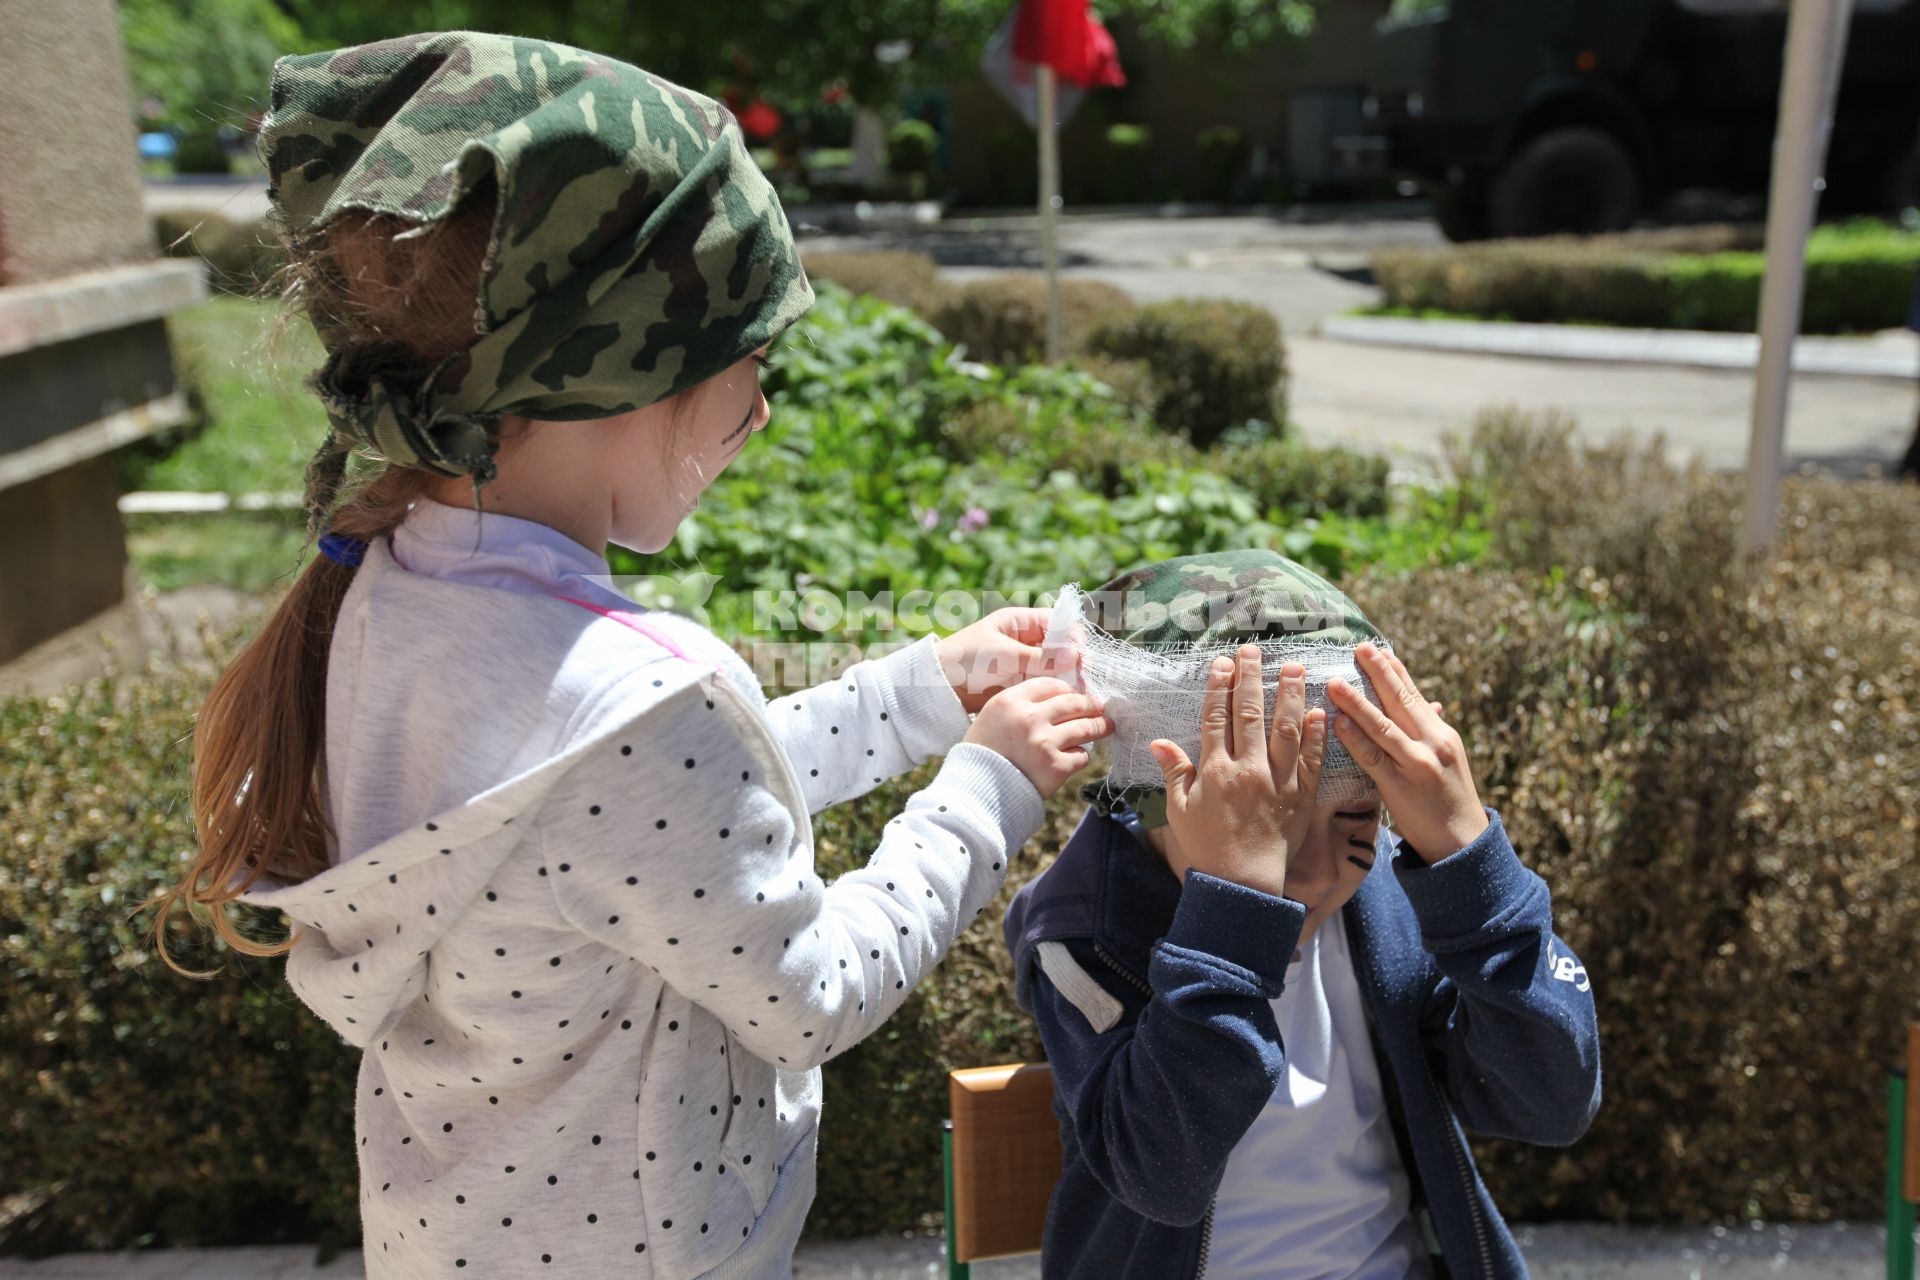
[
  {"left": 1085, "top": 548, "right": 1381, "bottom": 650},
  {"left": 1073, "top": 549, "right": 1386, "bottom": 826},
  {"left": 260, "top": 32, "right": 814, "bottom": 529}
]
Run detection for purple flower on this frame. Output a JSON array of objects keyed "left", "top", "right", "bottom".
[
  {"left": 957, "top": 506, "right": 990, "bottom": 533},
  {"left": 915, "top": 505, "right": 941, "bottom": 531}
]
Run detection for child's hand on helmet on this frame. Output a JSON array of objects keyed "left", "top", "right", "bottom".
[
  {"left": 1149, "top": 648, "right": 1327, "bottom": 899},
  {"left": 935, "top": 608, "right": 1060, "bottom": 714},
  {"left": 963, "top": 678, "right": 1112, "bottom": 798},
  {"left": 1327, "top": 643, "right": 1488, "bottom": 862}
]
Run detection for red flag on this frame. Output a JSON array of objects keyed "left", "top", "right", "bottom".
[{"left": 1012, "top": 0, "right": 1126, "bottom": 89}]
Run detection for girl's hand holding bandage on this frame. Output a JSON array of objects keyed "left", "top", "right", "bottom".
[
  {"left": 1327, "top": 643, "right": 1489, "bottom": 862},
  {"left": 964, "top": 677, "right": 1114, "bottom": 797},
  {"left": 1147, "top": 647, "right": 1329, "bottom": 899},
  {"left": 936, "top": 607, "right": 1059, "bottom": 713}
]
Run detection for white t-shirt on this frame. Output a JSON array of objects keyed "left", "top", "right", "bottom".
[{"left": 1205, "top": 912, "right": 1432, "bottom": 1280}]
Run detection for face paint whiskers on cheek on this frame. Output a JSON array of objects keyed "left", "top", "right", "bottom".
[
  {"left": 719, "top": 402, "right": 755, "bottom": 453},
  {"left": 1338, "top": 808, "right": 1380, "bottom": 871}
]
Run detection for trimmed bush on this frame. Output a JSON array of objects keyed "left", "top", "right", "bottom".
[
  {"left": 887, "top": 119, "right": 939, "bottom": 179},
  {"left": 1354, "top": 413, "right": 1920, "bottom": 1224},
  {"left": 1101, "top": 124, "right": 1153, "bottom": 204},
  {"left": 152, "top": 211, "right": 286, "bottom": 296},
  {"left": 1372, "top": 220, "right": 1920, "bottom": 333},
  {"left": 932, "top": 274, "right": 1134, "bottom": 365},
  {"left": 1087, "top": 299, "right": 1287, "bottom": 447},
  {"left": 0, "top": 640, "right": 361, "bottom": 1256},
  {"left": 802, "top": 250, "right": 953, "bottom": 320},
  {"left": 1195, "top": 126, "right": 1250, "bottom": 204},
  {"left": 171, "top": 131, "right": 232, "bottom": 176}
]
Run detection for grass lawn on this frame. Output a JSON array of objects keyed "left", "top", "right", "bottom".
[
  {"left": 144, "top": 296, "right": 330, "bottom": 495},
  {"left": 121, "top": 297, "right": 327, "bottom": 592},
  {"left": 124, "top": 511, "right": 310, "bottom": 594}
]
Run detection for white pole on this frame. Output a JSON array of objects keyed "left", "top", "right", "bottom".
[
  {"left": 1036, "top": 62, "right": 1065, "bottom": 362},
  {"left": 1742, "top": 0, "right": 1853, "bottom": 568}
]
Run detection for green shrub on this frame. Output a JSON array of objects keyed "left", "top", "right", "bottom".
[
  {"left": 887, "top": 119, "right": 939, "bottom": 179},
  {"left": 801, "top": 250, "right": 952, "bottom": 321},
  {"left": 1089, "top": 123, "right": 1153, "bottom": 204},
  {"left": 932, "top": 274, "right": 1134, "bottom": 364},
  {"left": 170, "top": 131, "right": 231, "bottom": 176},
  {"left": 1372, "top": 220, "right": 1920, "bottom": 333},
  {"left": 1351, "top": 413, "right": 1920, "bottom": 1223},
  {"left": 1217, "top": 436, "right": 1389, "bottom": 518},
  {"left": 152, "top": 211, "right": 286, "bottom": 296},
  {"left": 1088, "top": 298, "right": 1287, "bottom": 447},
  {"left": 0, "top": 645, "right": 362, "bottom": 1255},
  {"left": 1195, "top": 125, "right": 1250, "bottom": 204},
  {"left": 979, "top": 128, "right": 1037, "bottom": 207}
]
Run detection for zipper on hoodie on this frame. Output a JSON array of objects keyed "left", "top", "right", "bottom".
[
  {"left": 1344, "top": 900, "right": 1492, "bottom": 1280},
  {"left": 1420, "top": 1050, "right": 1493, "bottom": 1278},
  {"left": 1092, "top": 942, "right": 1152, "bottom": 999},
  {"left": 1195, "top": 1200, "right": 1215, "bottom": 1278},
  {"left": 1090, "top": 941, "right": 1217, "bottom": 1278}
]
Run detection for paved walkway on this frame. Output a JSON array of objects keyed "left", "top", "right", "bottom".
[{"left": 1, "top": 1223, "right": 1908, "bottom": 1279}]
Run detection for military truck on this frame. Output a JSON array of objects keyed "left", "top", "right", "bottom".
[{"left": 1365, "top": 0, "right": 1920, "bottom": 240}]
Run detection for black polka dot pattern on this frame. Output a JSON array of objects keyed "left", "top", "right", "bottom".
[{"left": 300, "top": 635, "right": 1016, "bottom": 1270}]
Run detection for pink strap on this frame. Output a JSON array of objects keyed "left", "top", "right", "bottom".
[{"left": 551, "top": 594, "right": 710, "bottom": 669}]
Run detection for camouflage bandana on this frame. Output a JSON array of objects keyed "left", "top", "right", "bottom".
[
  {"left": 1062, "top": 549, "right": 1386, "bottom": 827},
  {"left": 260, "top": 31, "right": 814, "bottom": 529}
]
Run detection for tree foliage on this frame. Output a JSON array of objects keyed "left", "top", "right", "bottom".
[
  {"left": 119, "top": 0, "right": 312, "bottom": 133},
  {"left": 285, "top": 0, "right": 1319, "bottom": 106}
]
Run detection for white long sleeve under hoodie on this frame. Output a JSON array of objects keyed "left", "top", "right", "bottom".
[{"left": 241, "top": 500, "right": 1046, "bottom": 1279}]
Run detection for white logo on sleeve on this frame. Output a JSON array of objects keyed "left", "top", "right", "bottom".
[{"left": 1547, "top": 939, "right": 1591, "bottom": 993}]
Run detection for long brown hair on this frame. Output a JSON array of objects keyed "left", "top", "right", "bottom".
[{"left": 150, "top": 200, "right": 494, "bottom": 974}]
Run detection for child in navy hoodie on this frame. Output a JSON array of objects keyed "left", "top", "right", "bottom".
[{"left": 1006, "top": 551, "right": 1601, "bottom": 1279}]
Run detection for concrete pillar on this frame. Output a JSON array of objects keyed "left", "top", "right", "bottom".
[{"left": 0, "top": 0, "right": 205, "bottom": 667}]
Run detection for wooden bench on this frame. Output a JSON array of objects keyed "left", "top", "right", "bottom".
[{"left": 943, "top": 1063, "right": 1061, "bottom": 1278}]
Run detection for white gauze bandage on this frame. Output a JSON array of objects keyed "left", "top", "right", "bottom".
[{"left": 1042, "top": 583, "right": 1388, "bottom": 810}]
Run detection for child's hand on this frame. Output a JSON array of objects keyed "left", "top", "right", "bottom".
[
  {"left": 963, "top": 677, "right": 1113, "bottom": 797},
  {"left": 1327, "top": 643, "right": 1488, "bottom": 862},
  {"left": 935, "top": 607, "right": 1058, "bottom": 714},
  {"left": 1148, "top": 647, "right": 1327, "bottom": 899}
]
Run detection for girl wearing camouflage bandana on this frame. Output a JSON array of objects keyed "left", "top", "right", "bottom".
[{"left": 151, "top": 32, "right": 1110, "bottom": 1279}]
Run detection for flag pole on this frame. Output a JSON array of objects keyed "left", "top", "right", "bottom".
[
  {"left": 1741, "top": 0, "right": 1852, "bottom": 570},
  {"left": 1036, "top": 62, "right": 1064, "bottom": 362}
]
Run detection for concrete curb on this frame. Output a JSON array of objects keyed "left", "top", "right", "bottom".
[
  {"left": 1320, "top": 314, "right": 1920, "bottom": 380},
  {"left": 1, "top": 1224, "right": 1910, "bottom": 1279},
  {"left": 118, "top": 491, "right": 303, "bottom": 515}
]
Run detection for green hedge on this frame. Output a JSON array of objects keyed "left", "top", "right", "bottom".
[
  {"left": 1372, "top": 220, "right": 1920, "bottom": 333},
  {"left": 7, "top": 425, "right": 1917, "bottom": 1247},
  {"left": 0, "top": 645, "right": 361, "bottom": 1255},
  {"left": 152, "top": 210, "right": 286, "bottom": 296},
  {"left": 933, "top": 274, "right": 1134, "bottom": 366},
  {"left": 800, "top": 252, "right": 1293, "bottom": 449},
  {"left": 1087, "top": 299, "right": 1287, "bottom": 446}
]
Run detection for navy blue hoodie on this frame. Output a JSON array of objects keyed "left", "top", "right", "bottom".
[{"left": 1003, "top": 808, "right": 1601, "bottom": 1279}]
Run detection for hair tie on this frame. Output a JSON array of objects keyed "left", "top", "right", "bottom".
[{"left": 318, "top": 532, "right": 368, "bottom": 569}]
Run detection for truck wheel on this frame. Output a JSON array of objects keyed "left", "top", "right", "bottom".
[
  {"left": 1488, "top": 126, "right": 1642, "bottom": 238},
  {"left": 1432, "top": 182, "right": 1490, "bottom": 242}
]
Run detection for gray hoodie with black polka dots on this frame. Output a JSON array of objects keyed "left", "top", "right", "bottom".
[{"left": 243, "top": 505, "right": 1045, "bottom": 1279}]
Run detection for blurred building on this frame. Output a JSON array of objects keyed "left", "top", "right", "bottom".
[
  {"left": 947, "top": 0, "right": 1396, "bottom": 206},
  {"left": 0, "top": 0, "right": 204, "bottom": 667}
]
